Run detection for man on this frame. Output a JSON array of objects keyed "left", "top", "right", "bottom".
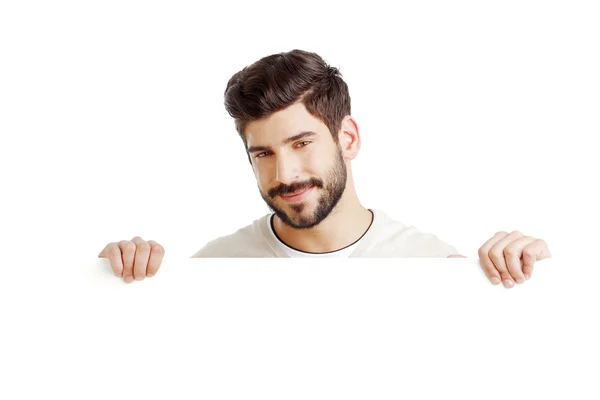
[{"left": 98, "top": 49, "right": 551, "bottom": 288}]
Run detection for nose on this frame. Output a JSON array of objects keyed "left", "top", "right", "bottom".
[{"left": 275, "top": 154, "right": 301, "bottom": 184}]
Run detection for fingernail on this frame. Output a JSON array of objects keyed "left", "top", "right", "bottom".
[
  {"left": 125, "top": 276, "right": 134, "bottom": 284},
  {"left": 516, "top": 278, "right": 524, "bottom": 284},
  {"left": 135, "top": 276, "right": 144, "bottom": 281},
  {"left": 491, "top": 277, "right": 501, "bottom": 285},
  {"left": 504, "top": 280, "right": 514, "bottom": 288},
  {"left": 524, "top": 274, "right": 530, "bottom": 280}
]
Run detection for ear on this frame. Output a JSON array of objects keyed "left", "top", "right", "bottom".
[{"left": 337, "top": 115, "right": 361, "bottom": 160}]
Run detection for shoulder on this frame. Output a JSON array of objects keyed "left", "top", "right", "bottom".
[
  {"left": 190, "top": 214, "right": 275, "bottom": 258},
  {"left": 361, "top": 210, "right": 458, "bottom": 257}
]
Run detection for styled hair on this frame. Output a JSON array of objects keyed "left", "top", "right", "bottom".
[{"left": 224, "top": 49, "right": 351, "bottom": 146}]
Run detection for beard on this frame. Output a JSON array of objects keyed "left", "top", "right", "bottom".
[{"left": 259, "top": 147, "right": 347, "bottom": 229}]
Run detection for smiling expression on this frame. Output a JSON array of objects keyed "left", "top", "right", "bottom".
[{"left": 245, "top": 102, "right": 348, "bottom": 229}]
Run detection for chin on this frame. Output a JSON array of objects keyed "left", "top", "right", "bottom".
[
  {"left": 285, "top": 200, "right": 314, "bottom": 215},
  {"left": 275, "top": 204, "right": 319, "bottom": 229}
]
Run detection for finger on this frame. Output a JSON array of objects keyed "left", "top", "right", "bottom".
[
  {"left": 522, "top": 264, "right": 534, "bottom": 281},
  {"left": 478, "top": 231, "right": 509, "bottom": 285},
  {"left": 131, "top": 236, "right": 151, "bottom": 281},
  {"left": 503, "top": 236, "right": 537, "bottom": 284},
  {"left": 98, "top": 242, "right": 124, "bottom": 277},
  {"left": 118, "top": 240, "right": 136, "bottom": 284},
  {"left": 522, "top": 239, "right": 551, "bottom": 279},
  {"left": 488, "top": 231, "right": 526, "bottom": 288},
  {"left": 98, "top": 244, "right": 108, "bottom": 258},
  {"left": 146, "top": 240, "right": 165, "bottom": 277}
]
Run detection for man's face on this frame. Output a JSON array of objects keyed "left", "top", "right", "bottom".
[{"left": 245, "top": 102, "right": 348, "bottom": 229}]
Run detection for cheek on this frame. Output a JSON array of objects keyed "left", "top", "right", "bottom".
[
  {"left": 253, "top": 163, "right": 272, "bottom": 190},
  {"left": 299, "top": 148, "right": 321, "bottom": 173},
  {"left": 308, "top": 149, "right": 333, "bottom": 175}
]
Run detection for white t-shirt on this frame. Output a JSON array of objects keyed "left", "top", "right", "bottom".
[
  {"left": 191, "top": 209, "right": 458, "bottom": 258},
  {"left": 266, "top": 210, "right": 369, "bottom": 258}
]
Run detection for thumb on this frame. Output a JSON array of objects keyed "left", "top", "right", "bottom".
[
  {"left": 530, "top": 239, "right": 551, "bottom": 262},
  {"left": 98, "top": 242, "right": 114, "bottom": 258},
  {"left": 539, "top": 240, "right": 552, "bottom": 260}
]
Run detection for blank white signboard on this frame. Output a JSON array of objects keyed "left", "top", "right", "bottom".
[{"left": 1, "top": 258, "right": 597, "bottom": 399}]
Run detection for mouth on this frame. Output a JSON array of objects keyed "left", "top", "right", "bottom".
[{"left": 279, "top": 186, "right": 314, "bottom": 202}]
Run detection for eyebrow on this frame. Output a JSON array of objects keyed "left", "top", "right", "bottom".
[{"left": 247, "top": 131, "right": 317, "bottom": 154}]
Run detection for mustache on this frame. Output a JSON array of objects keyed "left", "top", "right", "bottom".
[{"left": 268, "top": 177, "right": 324, "bottom": 198}]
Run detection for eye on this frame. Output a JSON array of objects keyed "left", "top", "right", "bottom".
[
  {"left": 295, "top": 141, "right": 311, "bottom": 148},
  {"left": 255, "top": 151, "right": 270, "bottom": 158}
]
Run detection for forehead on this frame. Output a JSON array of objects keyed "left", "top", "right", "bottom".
[{"left": 245, "top": 102, "right": 328, "bottom": 146}]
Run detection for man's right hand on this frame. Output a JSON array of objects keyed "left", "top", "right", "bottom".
[{"left": 98, "top": 236, "right": 165, "bottom": 283}]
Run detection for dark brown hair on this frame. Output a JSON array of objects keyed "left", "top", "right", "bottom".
[{"left": 224, "top": 49, "right": 351, "bottom": 146}]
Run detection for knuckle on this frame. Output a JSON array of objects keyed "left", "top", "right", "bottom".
[
  {"left": 503, "top": 246, "right": 518, "bottom": 258},
  {"left": 121, "top": 241, "right": 136, "bottom": 252},
  {"left": 495, "top": 231, "right": 508, "bottom": 237},
  {"left": 137, "top": 242, "right": 151, "bottom": 252},
  {"left": 488, "top": 249, "right": 502, "bottom": 262},
  {"left": 523, "top": 248, "right": 535, "bottom": 258},
  {"left": 500, "top": 273, "right": 511, "bottom": 281},
  {"left": 478, "top": 247, "right": 487, "bottom": 258},
  {"left": 510, "top": 230, "right": 523, "bottom": 237},
  {"left": 151, "top": 243, "right": 164, "bottom": 254},
  {"left": 513, "top": 270, "right": 525, "bottom": 279}
]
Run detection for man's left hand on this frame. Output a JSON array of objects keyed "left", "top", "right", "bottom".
[{"left": 477, "top": 231, "right": 551, "bottom": 288}]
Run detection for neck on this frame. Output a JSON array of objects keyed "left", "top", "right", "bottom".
[{"left": 272, "top": 179, "right": 372, "bottom": 253}]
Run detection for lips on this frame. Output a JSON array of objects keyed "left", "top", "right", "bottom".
[
  {"left": 281, "top": 186, "right": 311, "bottom": 198},
  {"left": 278, "top": 186, "right": 315, "bottom": 202}
]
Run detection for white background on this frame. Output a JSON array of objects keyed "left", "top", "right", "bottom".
[
  {"left": 0, "top": 1, "right": 599, "bottom": 398},
  {"left": 1, "top": 0, "right": 598, "bottom": 260}
]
